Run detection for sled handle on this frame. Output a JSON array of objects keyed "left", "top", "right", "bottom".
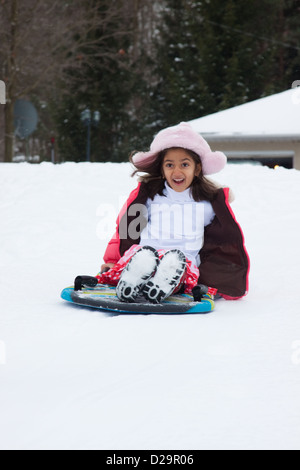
[
  {"left": 192, "top": 284, "right": 208, "bottom": 302},
  {"left": 74, "top": 276, "right": 98, "bottom": 291}
]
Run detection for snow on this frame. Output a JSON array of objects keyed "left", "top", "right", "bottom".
[
  {"left": 0, "top": 161, "right": 300, "bottom": 450},
  {"left": 189, "top": 88, "right": 300, "bottom": 137}
]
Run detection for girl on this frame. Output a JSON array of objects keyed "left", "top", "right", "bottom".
[{"left": 96, "top": 122, "right": 250, "bottom": 303}]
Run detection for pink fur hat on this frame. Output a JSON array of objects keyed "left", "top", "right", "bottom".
[{"left": 132, "top": 122, "right": 227, "bottom": 175}]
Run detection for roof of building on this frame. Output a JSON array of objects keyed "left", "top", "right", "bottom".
[{"left": 188, "top": 88, "right": 300, "bottom": 139}]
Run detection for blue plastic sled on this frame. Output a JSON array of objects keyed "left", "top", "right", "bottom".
[{"left": 61, "top": 284, "right": 214, "bottom": 315}]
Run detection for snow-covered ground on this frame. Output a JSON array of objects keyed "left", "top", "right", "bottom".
[{"left": 0, "top": 162, "right": 299, "bottom": 450}]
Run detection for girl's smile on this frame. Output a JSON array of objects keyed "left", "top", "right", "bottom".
[{"left": 162, "top": 148, "right": 201, "bottom": 192}]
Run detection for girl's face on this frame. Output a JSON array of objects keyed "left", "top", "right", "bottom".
[{"left": 162, "top": 148, "right": 201, "bottom": 192}]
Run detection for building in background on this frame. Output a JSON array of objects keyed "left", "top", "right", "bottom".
[{"left": 189, "top": 89, "right": 300, "bottom": 170}]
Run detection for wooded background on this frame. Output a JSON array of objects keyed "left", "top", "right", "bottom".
[{"left": 0, "top": 0, "right": 299, "bottom": 163}]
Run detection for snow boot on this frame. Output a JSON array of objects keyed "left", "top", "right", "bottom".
[
  {"left": 116, "top": 246, "right": 159, "bottom": 302},
  {"left": 142, "top": 249, "right": 187, "bottom": 304}
]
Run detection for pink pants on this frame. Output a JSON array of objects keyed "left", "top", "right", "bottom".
[{"left": 96, "top": 245, "right": 200, "bottom": 295}]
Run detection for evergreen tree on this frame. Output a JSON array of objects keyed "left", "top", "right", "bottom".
[
  {"left": 148, "top": 0, "right": 293, "bottom": 129},
  {"left": 148, "top": 0, "right": 207, "bottom": 130},
  {"left": 272, "top": 0, "right": 300, "bottom": 89},
  {"left": 48, "top": 0, "right": 300, "bottom": 162},
  {"left": 0, "top": 0, "right": 130, "bottom": 162},
  {"left": 197, "top": 0, "right": 282, "bottom": 109},
  {"left": 54, "top": 56, "right": 140, "bottom": 163},
  {"left": 53, "top": 3, "right": 141, "bottom": 163}
]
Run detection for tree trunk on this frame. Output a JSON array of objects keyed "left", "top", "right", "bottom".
[
  {"left": 4, "top": 100, "right": 14, "bottom": 162},
  {"left": 4, "top": 0, "right": 18, "bottom": 162}
]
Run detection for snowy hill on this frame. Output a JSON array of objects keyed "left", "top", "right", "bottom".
[{"left": 0, "top": 162, "right": 300, "bottom": 450}]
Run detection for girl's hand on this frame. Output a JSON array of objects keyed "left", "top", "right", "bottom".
[{"left": 100, "top": 263, "right": 115, "bottom": 273}]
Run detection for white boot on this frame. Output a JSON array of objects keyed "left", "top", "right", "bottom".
[
  {"left": 142, "top": 249, "right": 187, "bottom": 304},
  {"left": 116, "top": 246, "right": 159, "bottom": 302}
]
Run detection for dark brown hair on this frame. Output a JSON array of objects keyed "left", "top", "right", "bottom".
[{"left": 130, "top": 148, "right": 219, "bottom": 202}]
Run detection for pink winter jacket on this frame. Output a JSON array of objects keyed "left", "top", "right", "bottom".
[{"left": 103, "top": 182, "right": 250, "bottom": 299}]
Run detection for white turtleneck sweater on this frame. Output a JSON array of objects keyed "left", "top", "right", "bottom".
[{"left": 139, "top": 182, "right": 215, "bottom": 267}]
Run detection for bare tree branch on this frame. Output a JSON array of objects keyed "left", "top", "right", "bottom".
[{"left": 0, "top": 0, "right": 135, "bottom": 161}]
